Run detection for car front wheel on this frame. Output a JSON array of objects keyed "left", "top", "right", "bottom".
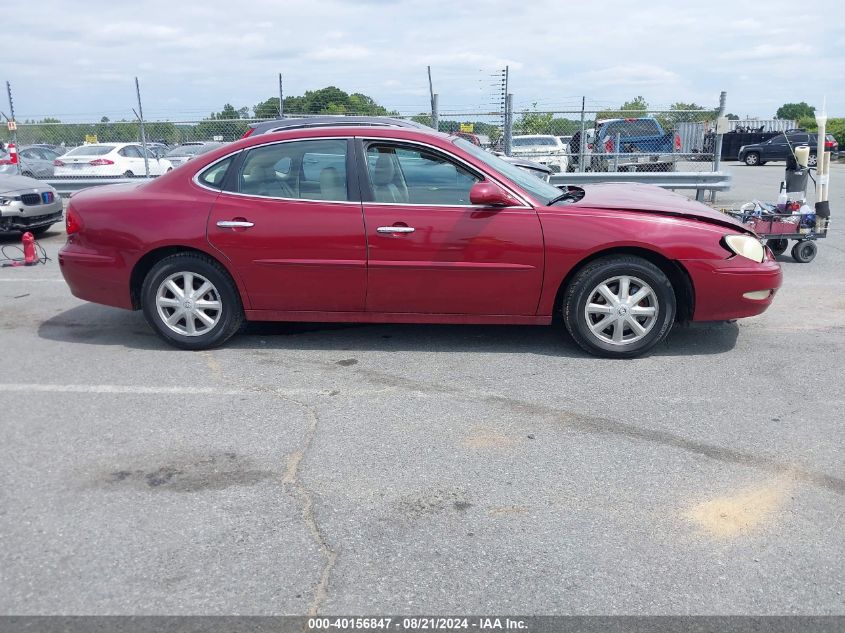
[
  {"left": 562, "top": 256, "right": 676, "bottom": 358},
  {"left": 141, "top": 253, "right": 244, "bottom": 350},
  {"left": 744, "top": 152, "right": 760, "bottom": 166}
]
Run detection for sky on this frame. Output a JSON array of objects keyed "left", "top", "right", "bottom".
[{"left": 4, "top": 0, "right": 845, "bottom": 122}]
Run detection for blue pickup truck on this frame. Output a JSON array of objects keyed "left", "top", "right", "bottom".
[{"left": 591, "top": 117, "right": 680, "bottom": 172}]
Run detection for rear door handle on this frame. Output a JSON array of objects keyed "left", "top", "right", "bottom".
[
  {"left": 217, "top": 220, "right": 255, "bottom": 228},
  {"left": 377, "top": 226, "right": 415, "bottom": 234}
]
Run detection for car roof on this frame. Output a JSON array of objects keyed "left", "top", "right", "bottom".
[{"left": 247, "top": 116, "right": 430, "bottom": 135}]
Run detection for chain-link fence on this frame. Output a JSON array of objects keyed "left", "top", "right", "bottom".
[{"left": 1, "top": 96, "right": 727, "bottom": 181}]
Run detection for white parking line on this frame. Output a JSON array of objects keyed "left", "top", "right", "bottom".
[
  {"left": 0, "top": 384, "right": 243, "bottom": 395},
  {"left": 0, "top": 278, "right": 65, "bottom": 282},
  {"left": 0, "top": 383, "right": 397, "bottom": 397}
]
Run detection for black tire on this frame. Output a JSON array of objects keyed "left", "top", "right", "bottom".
[
  {"left": 124, "top": 170, "right": 135, "bottom": 178},
  {"left": 767, "top": 238, "right": 789, "bottom": 256},
  {"left": 808, "top": 153, "right": 817, "bottom": 168},
  {"left": 744, "top": 152, "right": 761, "bottom": 166},
  {"left": 141, "top": 253, "right": 244, "bottom": 350},
  {"left": 791, "top": 240, "right": 817, "bottom": 264},
  {"left": 562, "top": 256, "right": 676, "bottom": 358},
  {"left": 22, "top": 171, "right": 35, "bottom": 178}
]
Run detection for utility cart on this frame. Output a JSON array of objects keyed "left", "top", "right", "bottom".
[{"left": 722, "top": 204, "right": 829, "bottom": 263}]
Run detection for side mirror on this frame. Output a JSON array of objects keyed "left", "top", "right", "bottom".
[{"left": 470, "top": 181, "right": 519, "bottom": 207}]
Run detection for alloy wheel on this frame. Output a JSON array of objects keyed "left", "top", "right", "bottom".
[
  {"left": 155, "top": 271, "right": 222, "bottom": 336},
  {"left": 584, "top": 275, "right": 659, "bottom": 345}
]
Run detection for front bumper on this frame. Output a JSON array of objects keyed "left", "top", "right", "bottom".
[
  {"left": 0, "top": 197, "right": 64, "bottom": 232},
  {"left": 684, "top": 255, "right": 783, "bottom": 321}
]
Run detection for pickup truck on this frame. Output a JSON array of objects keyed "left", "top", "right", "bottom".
[{"left": 591, "top": 117, "right": 680, "bottom": 172}]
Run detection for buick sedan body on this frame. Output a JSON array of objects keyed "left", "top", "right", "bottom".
[{"left": 59, "top": 126, "right": 781, "bottom": 357}]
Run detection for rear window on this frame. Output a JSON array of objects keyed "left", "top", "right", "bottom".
[
  {"left": 65, "top": 145, "right": 114, "bottom": 156},
  {"left": 601, "top": 119, "right": 661, "bottom": 138},
  {"left": 167, "top": 145, "right": 204, "bottom": 157}
]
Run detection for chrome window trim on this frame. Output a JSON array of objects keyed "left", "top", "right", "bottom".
[
  {"left": 192, "top": 134, "right": 535, "bottom": 208},
  {"left": 360, "top": 137, "right": 534, "bottom": 208}
]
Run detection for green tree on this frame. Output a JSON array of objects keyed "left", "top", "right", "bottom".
[
  {"left": 596, "top": 96, "right": 649, "bottom": 121},
  {"left": 776, "top": 102, "right": 815, "bottom": 121},
  {"left": 253, "top": 97, "right": 281, "bottom": 119}
]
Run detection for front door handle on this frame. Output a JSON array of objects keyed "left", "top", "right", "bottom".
[
  {"left": 377, "top": 226, "right": 415, "bottom": 234},
  {"left": 217, "top": 220, "right": 255, "bottom": 229}
]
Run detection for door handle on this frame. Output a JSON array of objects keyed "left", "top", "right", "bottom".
[
  {"left": 217, "top": 220, "right": 255, "bottom": 228},
  {"left": 377, "top": 226, "right": 415, "bottom": 234}
]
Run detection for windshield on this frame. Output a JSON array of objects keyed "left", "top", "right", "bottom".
[
  {"left": 512, "top": 136, "right": 557, "bottom": 147},
  {"left": 65, "top": 145, "right": 114, "bottom": 156},
  {"left": 453, "top": 138, "right": 564, "bottom": 205}
]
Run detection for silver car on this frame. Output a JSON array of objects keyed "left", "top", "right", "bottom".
[
  {"left": 164, "top": 142, "right": 225, "bottom": 168},
  {"left": 1, "top": 145, "right": 63, "bottom": 179},
  {"left": 0, "top": 174, "right": 63, "bottom": 235}
]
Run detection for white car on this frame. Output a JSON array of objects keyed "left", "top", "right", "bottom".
[
  {"left": 53, "top": 143, "right": 173, "bottom": 177},
  {"left": 510, "top": 135, "right": 568, "bottom": 173}
]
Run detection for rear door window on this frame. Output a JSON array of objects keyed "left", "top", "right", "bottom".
[{"left": 238, "top": 139, "right": 350, "bottom": 202}]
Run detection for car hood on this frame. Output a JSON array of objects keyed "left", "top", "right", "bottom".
[
  {"left": 568, "top": 182, "right": 748, "bottom": 232},
  {"left": 0, "top": 174, "right": 52, "bottom": 194}
]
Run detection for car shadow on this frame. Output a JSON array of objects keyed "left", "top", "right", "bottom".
[{"left": 38, "top": 304, "right": 739, "bottom": 358}]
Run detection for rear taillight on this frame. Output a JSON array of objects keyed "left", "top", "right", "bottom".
[
  {"left": 89, "top": 159, "right": 114, "bottom": 166},
  {"left": 0, "top": 158, "right": 13, "bottom": 165},
  {"left": 674, "top": 133, "right": 681, "bottom": 151},
  {"left": 66, "top": 206, "right": 83, "bottom": 235},
  {"left": 587, "top": 143, "right": 593, "bottom": 150},
  {"left": 54, "top": 159, "right": 65, "bottom": 166},
  {"left": 241, "top": 127, "right": 256, "bottom": 139},
  {"left": 604, "top": 138, "right": 614, "bottom": 153},
  {"left": 825, "top": 140, "right": 835, "bottom": 149}
]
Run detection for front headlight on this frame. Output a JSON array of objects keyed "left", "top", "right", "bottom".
[
  {"left": 0, "top": 197, "right": 12, "bottom": 207},
  {"left": 724, "top": 234, "right": 765, "bottom": 263}
]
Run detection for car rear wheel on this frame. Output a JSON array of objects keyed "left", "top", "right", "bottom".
[
  {"left": 808, "top": 153, "right": 817, "bottom": 167},
  {"left": 141, "top": 253, "right": 244, "bottom": 350},
  {"left": 744, "top": 152, "right": 760, "bottom": 166},
  {"left": 562, "top": 256, "right": 676, "bottom": 358},
  {"left": 124, "top": 170, "right": 135, "bottom": 178}
]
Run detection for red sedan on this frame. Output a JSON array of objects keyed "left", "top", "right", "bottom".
[{"left": 59, "top": 126, "right": 782, "bottom": 358}]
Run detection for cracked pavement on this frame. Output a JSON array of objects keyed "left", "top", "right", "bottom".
[{"left": 1, "top": 164, "right": 843, "bottom": 614}]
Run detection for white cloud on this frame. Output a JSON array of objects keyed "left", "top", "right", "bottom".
[
  {"left": 3, "top": 0, "right": 844, "bottom": 119},
  {"left": 306, "top": 46, "right": 371, "bottom": 61},
  {"left": 719, "top": 43, "right": 816, "bottom": 61},
  {"left": 585, "top": 65, "right": 681, "bottom": 87}
]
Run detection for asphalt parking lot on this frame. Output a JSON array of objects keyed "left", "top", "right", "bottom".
[{"left": 1, "top": 163, "right": 843, "bottom": 615}]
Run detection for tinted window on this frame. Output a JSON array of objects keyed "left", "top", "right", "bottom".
[
  {"left": 65, "top": 145, "right": 113, "bottom": 156},
  {"left": 601, "top": 119, "right": 661, "bottom": 138},
  {"left": 513, "top": 136, "right": 558, "bottom": 147},
  {"left": 366, "top": 144, "right": 480, "bottom": 205},
  {"left": 770, "top": 135, "right": 787, "bottom": 144},
  {"left": 239, "top": 139, "right": 349, "bottom": 201},
  {"left": 198, "top": 156, "right": 234, "bottom": 190},
  {"left": 121, "top": 145, "right": 143, "bottom": 158}
]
